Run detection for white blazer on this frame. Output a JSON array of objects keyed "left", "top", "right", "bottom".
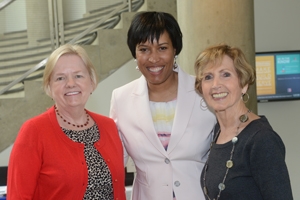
[{"left": 110, "top": 66, "right": 216, "bottom": 200}]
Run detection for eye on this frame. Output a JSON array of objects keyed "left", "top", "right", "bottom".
[
  {"left": 159, "top": 46, "right": 167, "bottom": 51},
  {"left": 204, "top": 74, "right": 213, "bottom": 80},
  {"left": 75, "top": 74, "right": 83, "bottom": 78},
  {"left": 56, "top": 76, "right": 65, "bottom": 81},
  {"left": 138, "top": 47, "right": 148, "bottom": 52},
  {"left": 222, "top": 72, "right": 231, "bottom": 77}
]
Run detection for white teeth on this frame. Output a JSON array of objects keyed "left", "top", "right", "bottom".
[
  {"left": 149, "top": 67, "right": 163, "bottom": 72},
  {"left": 212, "top": 93, "right": 227, "bottom": 98},
  {"left": 66, "top": 91, "right": 80, "bottom": 96}
]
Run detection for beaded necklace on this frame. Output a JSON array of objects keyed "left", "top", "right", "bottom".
[
  {"left": 54, "top": 105, "right": 90, "bottom": 128},
  {"left": 202, "top": 110, "right": 251, "bottom": 200}
]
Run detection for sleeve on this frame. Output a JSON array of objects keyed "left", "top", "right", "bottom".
[
  {"left": 7, "top": 120, "right": 43, "bottom": 199},
  {"left": 109, "top": 89, "right": 129, "bottom": 166},
  {"left": 249, "top": 129, "right": 293, "bottom": 200}
]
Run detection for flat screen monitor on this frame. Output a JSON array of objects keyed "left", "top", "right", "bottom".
[{"left": 255, "top": 50, "right": 300, "bottom": 102}]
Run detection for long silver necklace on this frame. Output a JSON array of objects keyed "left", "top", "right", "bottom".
[{"left": 202, "top": 110, "right": 251, "bottom": 200}]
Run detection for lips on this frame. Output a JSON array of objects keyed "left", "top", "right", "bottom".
[{"left": 65, "top": 91, "right": 80, "bottom": 96}]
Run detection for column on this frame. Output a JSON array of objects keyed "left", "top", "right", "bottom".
[
  {"left": 26, "top": 0, "right": 50, "bottom": 46},
  {"left": 177, "top": 0, "right": 257, "bottom": 113}
]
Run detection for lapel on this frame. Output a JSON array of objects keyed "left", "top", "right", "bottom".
[
  {"left": 167, "top": 67, "right": 197, "bottom": 153},
  {"left": 132, "top": 76, "right": 168, "bottom": 156}
]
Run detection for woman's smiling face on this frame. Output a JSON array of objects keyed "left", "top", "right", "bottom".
[
  {"left": 201, "top": 55, "right": 248, "bottom": 112},
  {"left": 135, "top": 31, "right": 176, "bottom": 86},
  {"left": 49, "top": 54, "right": 94, "bottom": 109}
]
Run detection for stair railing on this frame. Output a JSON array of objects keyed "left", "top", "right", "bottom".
[{"left": 0, "top": 0, "right": 135, "bottom": 96}]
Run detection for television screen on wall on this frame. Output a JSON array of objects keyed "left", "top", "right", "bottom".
[{"left": 255, "top": 50, "right": 300, "bottom": 102}]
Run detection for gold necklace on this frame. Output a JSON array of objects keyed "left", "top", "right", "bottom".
[
  {"left": 202, "top": 110, "right": 251, "bottom": 200},
  {"left": 54, "top": 105, "right": 89, "bottom": 128}
]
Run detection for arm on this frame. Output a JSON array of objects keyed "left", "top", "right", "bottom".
[
  {"left": 7, "top": 120, "right": 42, "bottom": 199},
  {"left": 109, "top": 90, "right": 129, "bottom": 166},
  {"left": 250, "top": 129, "right": 293, "bottom": 200}
]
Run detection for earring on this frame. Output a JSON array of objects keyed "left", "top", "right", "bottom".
[
  {"left": 200, "top": 98, "right": 208, "bottom": 111},
  {"left": 134, "top": 59, "right": 140, "bottom": 71},
  {"left": 242, "top": 93, "right": 249, "bottom": 103},
  {"left": 173, "top": 55, "right": 178, "bottom": 69}
]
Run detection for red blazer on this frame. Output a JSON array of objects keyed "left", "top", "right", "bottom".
[{"left": 7, "top": 106, "right": 125, "bottom": 200}]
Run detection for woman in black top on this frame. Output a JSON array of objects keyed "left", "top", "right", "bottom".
[{"left": 194, "top": 43, "right": 293, "bottom": 200}]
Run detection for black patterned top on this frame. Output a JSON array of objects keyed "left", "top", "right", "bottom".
[{"left": 62, "top": 124, "right": 113, "bottom": 200}]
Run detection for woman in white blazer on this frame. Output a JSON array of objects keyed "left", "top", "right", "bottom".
[{"left": 110, "top": 11, "right": 216, "bottom": 200}]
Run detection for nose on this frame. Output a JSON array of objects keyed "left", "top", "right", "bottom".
[
  {"left": 148, "top": 52, "right": 160, "bottom": 63},
  {"left": 212, "top": 78, "right": 221, "bottom": 89},
  {"left": 66, "top": 77, "right": 76, "bottom": 88}
]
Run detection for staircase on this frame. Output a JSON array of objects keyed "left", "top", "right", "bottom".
[
  {"left": 0, "top": 0, "right": 177, "bottom": 153},
  {"left": 0, "top": 0, "right": 144, "bottom": 96}
]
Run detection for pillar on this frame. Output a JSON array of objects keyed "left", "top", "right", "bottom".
[
  {"left": 177, "top": 0, "right": 257, "bottom": 113},
  {"left": 26, "top": 0, "right": 50, "bottom": 46}
]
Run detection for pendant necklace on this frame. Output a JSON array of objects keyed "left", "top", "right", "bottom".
[{"left": 202, "top": 109, "right": 251, "bottom": 200}]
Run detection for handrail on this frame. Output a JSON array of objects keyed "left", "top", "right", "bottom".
[
  {"left": 0, "top": 0, "right": 15, "bottom": 11},
  {"left": 68, "top": 3, "right": 127, "bottom": 44},
  {"left": 0, "top": 59, "right": 48, "bottom": 96},
  {"left": 0, "top": 1, "right": 134, "bottom": 96}
]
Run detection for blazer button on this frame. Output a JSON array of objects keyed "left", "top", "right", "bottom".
[
  {"left": 164, "top": 158, "right": 170, "bottom": 164},
  {"left": 174, "top": 181, "right": 180, "bottom": 187}
]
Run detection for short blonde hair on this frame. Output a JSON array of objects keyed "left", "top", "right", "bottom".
[
  {"left": 43, "top": 44, "right": 98, "bottom": 96},
  {"left": 194, "top": 44, "right": 255, "bottom": 94}
]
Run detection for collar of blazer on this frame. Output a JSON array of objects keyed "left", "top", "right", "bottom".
[{"left": 132, "top": 65, "right": 200, "bottom": 154}]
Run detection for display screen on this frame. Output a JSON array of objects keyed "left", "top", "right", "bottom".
[{"left": 255, "top": 51, "right": 300, "bottom": 102}]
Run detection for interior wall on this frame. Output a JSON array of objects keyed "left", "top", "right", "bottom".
[
  {"left": 62, "top": 0, "right": 86, "bottom": 22},
  {"left": 2, "top": 0, "right": 26, "bottom": 32},
  {"left": 85, "top": 59, "right": 141, "bottom": 115},
  {"left": 254, "top": 0, "right": 300, "bottom": 199},
  {"left": 85, "top": 0, "right": 123, "bottom": 13},
  {"left": 0, "top": 0, "right": 86, "bottom": 33},
  {"left": 0, "top": 10, "right": 4, "bottom": 35}
]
